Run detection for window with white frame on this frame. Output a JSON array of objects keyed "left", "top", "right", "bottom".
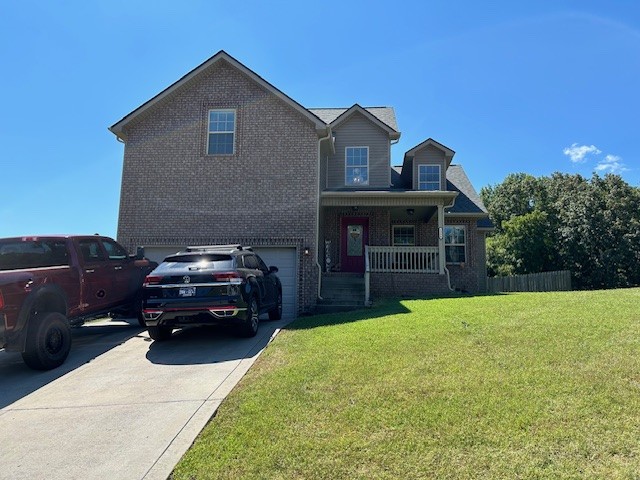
[
  {"left": 418, "top": 164, "right": 441, "bottom": 191},
  {"left": 444, "top": 225, "right": 466, "bottom": 263},
  {"left": 207, "top": 109, "right": 235, "bottom": 155},
  {"left": 392, "top": 225, "right": 415, "bottom": 246},
  {"left": 345, "top": 147, "right": 369, "bottom": 186}
]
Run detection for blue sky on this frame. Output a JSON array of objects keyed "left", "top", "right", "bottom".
[{"left": 1, "top": 1, "right": 638, "bottom": 239}]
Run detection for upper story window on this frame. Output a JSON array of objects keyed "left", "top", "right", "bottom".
[
  {"left": 444, "top": 225, "right": 466, "bottom": 264},
  {"left": 207, "top": 109, "right": 235, "bottom": 155},
  {"left": 418, "top": 164, "right": 441, "bottom": 191},
  {"left": 392, "top": 225, "right": 415, "bottom": 246},
  {"left": 345, "top": 147, "right": 369, "bottom": 186}
]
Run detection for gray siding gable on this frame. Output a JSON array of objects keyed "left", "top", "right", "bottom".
[{"left": 325, "top": 111, "right": 391, "bottom": 189}]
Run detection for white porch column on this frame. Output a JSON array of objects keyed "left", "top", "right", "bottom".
[{"left": 437, "top": 203, "right": 445, "bottom": 274}]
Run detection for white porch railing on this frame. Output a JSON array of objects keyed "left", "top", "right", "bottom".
[{"left": 367, "top": 246, "right": 440, "bottom": 273}]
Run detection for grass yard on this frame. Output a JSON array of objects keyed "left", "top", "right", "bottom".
[{"left": 172, "top": 288, "right": 640, "bottom": 479}]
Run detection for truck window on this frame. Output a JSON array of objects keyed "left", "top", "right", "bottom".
[
  {"left": 102, "top": 239, "right": 128, "bottom": 261},
  {"left": 0, "top": 239, "right": 70, "bottom": 270},
  {"left": 78, "top": 239, "right": 106, "bottom": 263}
]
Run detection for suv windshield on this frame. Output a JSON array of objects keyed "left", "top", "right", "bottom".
[
  {"left": 0, "top": 239, "right": 70, "bottom": 270},
  {"left": 164, "top": 254, "right": 233, "bottom": 268}
]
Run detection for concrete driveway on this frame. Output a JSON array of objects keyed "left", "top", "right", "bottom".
[{"left": 0, "top": 316, "right": 291, "bottom": 480}]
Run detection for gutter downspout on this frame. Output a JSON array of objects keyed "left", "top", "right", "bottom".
[
  {"left": 443, "top": 195, "right": 457, "bottom": 291},
  {"left": 316, "top": 127, "right": 333, "bottom": 300}
]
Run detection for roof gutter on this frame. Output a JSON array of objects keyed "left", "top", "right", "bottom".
[{"left": 316, "top": 126, "right": 332, "bottom": 301}]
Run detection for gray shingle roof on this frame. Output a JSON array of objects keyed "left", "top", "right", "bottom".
[
  {"left": 446, "top": 165, "right": 488, "bottom": 215},
  {"left": 308, "top": 107, "right": 398, "bottom": 132}
]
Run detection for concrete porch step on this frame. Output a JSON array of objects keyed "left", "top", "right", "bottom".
[{"left": 318, "top": 274, "right": 367, "bottom": 314}]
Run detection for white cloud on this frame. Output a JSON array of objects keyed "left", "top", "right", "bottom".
[
  {"left": 563, "top": 143, "right": 601, "bottom": 163},
  {"left": 594, "top": 154, "right": 628, "bottom": 174}
]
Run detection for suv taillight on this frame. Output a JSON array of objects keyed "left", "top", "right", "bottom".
[
  {"left": 214, "top": 272, "right": 240, "bottom": 281},
  {"left": 144, "top": 275, "right": 163, "bottom": 286},
  {"left": 0, "top": 290, "right": 4, "bottom": 310}
]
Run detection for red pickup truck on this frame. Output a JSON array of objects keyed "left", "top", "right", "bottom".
[{"left": 0, "top": 235, "right": 155, "bottom": 370}]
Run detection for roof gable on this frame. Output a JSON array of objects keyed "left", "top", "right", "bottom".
[
  {"left": 404, "top": 138, "right": 455, "bottom": 160},
  {"left": 110, "top": 50, "right": 327, "bottom": 140},
  {"left": 309, "top": 105, "right": 400, "bottom": 140}
]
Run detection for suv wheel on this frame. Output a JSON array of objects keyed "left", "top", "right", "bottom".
[
  {"left": 238, "top": 296, "right": 259, "bottom": 337},
  {"left": 148, "top": 325, "right": 173, "bottom": 341},
  {"left": 268, "top": 291, "right": 282, "bottom": 321},
  {"left": 22, "top": 312, "right": 72, "bottom": 370}
]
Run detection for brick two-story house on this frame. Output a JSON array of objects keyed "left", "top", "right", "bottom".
[{"left": 110, "top": 51, "right": 492, "bottom": 317}]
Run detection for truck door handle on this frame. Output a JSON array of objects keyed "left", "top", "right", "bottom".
[
  {"left": 114, "top": 266, "right": 123, "bottom": 270},
  {"left": 85, "top": 269, "right": 95, "bottom": 273}
]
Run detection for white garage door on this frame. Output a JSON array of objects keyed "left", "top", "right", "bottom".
[
  {"left": 144, "top": 246, "right": 186, "bottom": 264},
  {"left": 143, "top": 245, "right": 297, "bottom": 319},
  {"left": 253, "top": 247, "right": 297, "bottom": 319}
]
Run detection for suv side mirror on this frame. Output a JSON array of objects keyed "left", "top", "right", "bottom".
[
  {"left": 135, "top": 246, "right": 145, "bottom": 260},
  {"left": 269, "top": 266, "right": 278, "bottom": 274}
]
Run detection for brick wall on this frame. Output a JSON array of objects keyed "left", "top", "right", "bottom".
[
  {"left": 444, "top": 218, "right": 484, "bottom": 293},
  {"left": 116, "top": 60, "right": 320, "bottom": 312},
  {"left": 370, "top": 273, "right": 451, "bottom": 297}
]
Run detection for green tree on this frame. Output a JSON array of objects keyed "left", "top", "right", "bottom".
[
  {"left": 483, "top": 171, "right": 640, "bottom": 289},
  {"left": 480, "top": 173, "right": 543, "bottom": 233}
]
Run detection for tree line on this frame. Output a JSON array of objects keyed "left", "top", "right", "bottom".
[{"left": 480, "top": 172, "right": 640, "bottom": 289}]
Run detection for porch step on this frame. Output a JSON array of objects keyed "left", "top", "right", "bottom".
[{"left": 317, "top": 274, "right": 366, "bottom": 313}]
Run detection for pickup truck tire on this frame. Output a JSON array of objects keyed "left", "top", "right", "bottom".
[
  {"left": 237, "top": 296, "right": 259, "bottom": 337},
  {"left": 21, "top": 311, "right": 72, "bottom": 370},
  {"left": 134, "top": 291, "right": 146, "bottom": 327},
  {"left": 148, "top": 325, "right": 172, "bottom": 341}
]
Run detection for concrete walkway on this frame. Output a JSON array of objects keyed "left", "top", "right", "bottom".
[{"left": 0, "top": 317, "right": 290, "bottom": 480}]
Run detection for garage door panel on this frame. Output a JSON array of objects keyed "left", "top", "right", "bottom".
[
  {"left": 253, "top": 248, "right": 296, "bottom": 319},
  {"left": 144, "top": 246, "right": 186, "bottom": 264}
]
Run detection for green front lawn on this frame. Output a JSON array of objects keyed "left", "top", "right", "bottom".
[{"left": 172, "top": 289, "right": 640, "bottom": 479}]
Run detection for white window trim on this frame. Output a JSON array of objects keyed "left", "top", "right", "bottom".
[
  {"left": 345, "top": 146, "right": 369, "bottom": 186},
  {"left": 418, "top": 164, "right": 441, "bottom": 191},
  {"left": 392, "top": 225, "right": 416, "bottom": 246},
  {"left": 444, "top": 224, "right": 467, "bottom": 264},
  {"left": 207, "top": 108, "right": 236, "bottom": 155}
]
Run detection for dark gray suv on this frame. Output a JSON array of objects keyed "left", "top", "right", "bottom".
[{"left": 141, "top": 245, "right": 282, "bottom": 341}]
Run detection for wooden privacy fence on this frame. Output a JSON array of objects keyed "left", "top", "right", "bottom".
[{"left": 487, "top": 270, "right": 572, "bottom": 293}]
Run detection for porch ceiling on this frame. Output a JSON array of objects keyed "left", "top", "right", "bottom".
[{"left": 320, "top": 190, "right": 458, "bottom": 207}]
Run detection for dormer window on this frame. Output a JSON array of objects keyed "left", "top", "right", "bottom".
[
  {"left": 418, "top": 164, "right": 441, "bottom": 191},
  {"left": 345, "top": 147, "right": 369, "bottom": 186},
  {"left": 207, "top": 109, "right": 235, "bottom": 155}
]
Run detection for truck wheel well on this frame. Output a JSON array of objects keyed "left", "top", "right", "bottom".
[{"left": 32, "top": 292, "right": 66, "bottom": 318}]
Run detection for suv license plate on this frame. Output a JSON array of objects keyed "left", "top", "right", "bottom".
[{"left": 179, "top": 287, "right": 196, "bottom": 297}]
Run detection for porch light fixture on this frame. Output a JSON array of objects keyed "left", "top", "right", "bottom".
[
  {"left": 406, "top": 208, "right": 415, "bottom": 216},
  {"left": 303, "top": 246, "right": 311, "bottom": 256}
]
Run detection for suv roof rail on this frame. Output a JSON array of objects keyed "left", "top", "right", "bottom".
[{"left": 185, "top": 244, "right": 253, "bottom": 252}]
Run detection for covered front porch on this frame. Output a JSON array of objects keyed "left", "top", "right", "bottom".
[{"left": 319, "top": 190, "right": 460, "bottom": 302}]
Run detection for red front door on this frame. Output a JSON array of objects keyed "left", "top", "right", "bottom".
[{"left": 341, "top": 217, "right": 369, "bottom": 273}]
